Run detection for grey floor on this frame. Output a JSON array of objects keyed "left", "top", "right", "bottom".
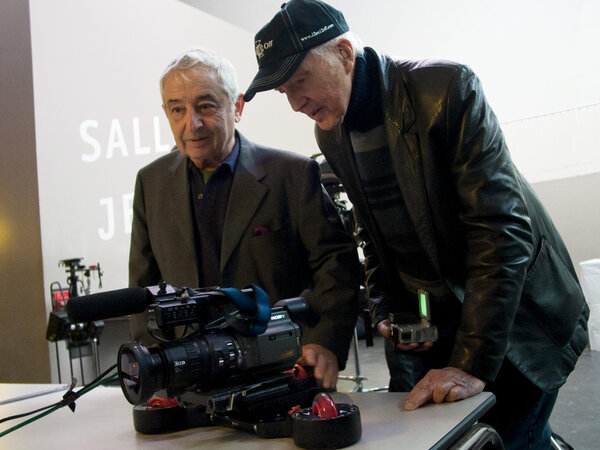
[{"left": 338, "top": 334, "right": 599, "bottom": 449}]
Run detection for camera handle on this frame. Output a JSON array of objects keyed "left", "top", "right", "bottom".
[{"left": 219, "top": 285, "right": 270, "bottom": 336}]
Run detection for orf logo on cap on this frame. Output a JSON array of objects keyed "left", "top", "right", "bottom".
[
  {"left": 244, "top": 0, "right": 349, "bottom": 102},
  {"left": 255, "top": 39, "right": 273, "bottom": 60}
]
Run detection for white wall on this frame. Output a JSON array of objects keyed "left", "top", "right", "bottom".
[
  {"left": 28, "top": 0, "right": 315, "bottom": 382},
  {"left": 187, "top": 0, "right": 600, "bottom": 183}
]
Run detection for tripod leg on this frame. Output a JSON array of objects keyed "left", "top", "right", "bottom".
[
  {"left": 338, "top": 327, "right": 368, "bottom": 391},
  {"left": 91, "top": 338, "right": 101, "bottom": 378},
  {"left": 55, "top": 341, "right": 62, "bottom": 384},
  {"left": 68, "top": 345, "right": 75, "bottom": 384},
  {"left": 351, "top": 328, "right": 362, "bottom": 391},
  {"left": 77, "top": 346, "right": 85, "bottom": 385}
]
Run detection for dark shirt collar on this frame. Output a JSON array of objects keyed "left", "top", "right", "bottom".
[
  {"left": 220, "top": 133, "right": 240, "bottom": 173},
  {"left": 186, "top": 133, "right": 239, "bottom": 175}
]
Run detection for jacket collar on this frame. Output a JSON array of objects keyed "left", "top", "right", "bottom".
[{"left": 220, "top": 131, "right": 268, "bottom": 271}]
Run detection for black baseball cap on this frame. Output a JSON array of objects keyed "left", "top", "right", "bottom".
[{"left": 243, "top": 0, "right": 349, "bottom": 102}]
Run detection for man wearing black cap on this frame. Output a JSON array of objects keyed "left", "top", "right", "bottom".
[{"left": 244, "top": 1, "right": 589, "bottom": 448}]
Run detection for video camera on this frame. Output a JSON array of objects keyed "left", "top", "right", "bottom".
[
  {"left": 119, "top": 284, "right": 316, "bottom": 411},
  {"left": 66, "top": 283, "right": 331, "bottom": 437}
]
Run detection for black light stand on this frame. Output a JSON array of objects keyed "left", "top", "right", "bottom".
[{"left": 45, "top": 258, "right": 104, "bottom": 385}]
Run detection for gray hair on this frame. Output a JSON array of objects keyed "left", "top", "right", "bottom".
[
  {"left": 309, "top": 31, "right": 365, "bottom": 64},
  {"left": 159, "top": 48, "right": 240, "bottom": 107}
]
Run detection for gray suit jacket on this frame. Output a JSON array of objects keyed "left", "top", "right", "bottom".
[{"left": 129, "top": 132, "right": 360, "bottom": 367}]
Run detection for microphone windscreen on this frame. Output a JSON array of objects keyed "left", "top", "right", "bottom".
[{"left": 66, "top": 287, "right": 150, "bottom": 322}]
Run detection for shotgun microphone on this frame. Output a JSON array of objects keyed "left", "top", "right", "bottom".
[{"left": 66, "top": 287, "right": 151, "bottom": 323}]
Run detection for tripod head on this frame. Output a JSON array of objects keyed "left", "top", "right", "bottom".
[{"left": 59, "top": 257, "right": 103, "bottom": 297}]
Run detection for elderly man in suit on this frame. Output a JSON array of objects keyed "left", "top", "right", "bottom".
[{"left": 129, "top": 47, "right": 360, "bottom": 388}]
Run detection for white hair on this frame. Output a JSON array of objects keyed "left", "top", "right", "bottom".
[
  {"left": 309, "top": 31, "right": 365, "bottom": 64},
  {"left": 159, "top": 48, "right": 239, "bottom": 107}
]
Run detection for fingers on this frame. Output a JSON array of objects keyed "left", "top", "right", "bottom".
[
  {"left": 403, "top": 380, "right": 433, "bottom": 411},
  {"left": 298, "top": 344, "right": 339, "bottom": 389},
  {"left": 446, "top": 386, "right": 465, "bottom": 402},
  {"left": 432, "top": 380, "right": 456, "bottom": 403},
  {"left": 394, "top": 340, "right": 433, "bottom": 352},
  {"left": 403, "top": 367, "right": 485, "bottom": 411},
  {"left": 394, "top": 342, "right": 420, "bottom": 352},
  {"left": 445, "top": 375, "right": 486, "bottom": 402},
  {"left": 416, "top": 340, "right": 434, "bottom": 351},
  {"left": 321, "top": 358, "right": 339, "bottom": 389},
  {"left": 377, "top": 319, "right": 391, "bottom": 339}
]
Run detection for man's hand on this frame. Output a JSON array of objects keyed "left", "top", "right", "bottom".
[
  {"left": 377, "top": 319, "right": 433, "bottom": 352},
  {"left": 403, "top": 367, "right": 485, "bottom": 411},
  {"left": 298, "top": 343, "right": 339, "bottom": 389}
]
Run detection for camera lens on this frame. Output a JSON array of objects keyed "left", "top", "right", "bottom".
[
  {"left": 117, "top": 334, "right": 243, "bottom": 405},
  {"left": 118, "top": 343, "right": 165, "bottom": 404}
]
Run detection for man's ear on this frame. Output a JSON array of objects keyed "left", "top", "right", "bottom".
[
  {"left": 337, "top": 39, "right": 355, "bottom": 73},
  {"left": 234, "top": 93, "right": 245, "bottom": 122}
]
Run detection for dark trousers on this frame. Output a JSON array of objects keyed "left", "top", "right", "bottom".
[
  {"left": 482, "top": 359, "right": 558, "bottom": 450},
  {"left": 384, "top": 339, "right": 558, "bottom": 449}
]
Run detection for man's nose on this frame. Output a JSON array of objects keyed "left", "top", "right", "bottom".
[
  {"left": 186, "top": 110, "right": 203, "bottom": 130},
  {"left": 286, "top": 93, "right": 304, "bottom": 113}
]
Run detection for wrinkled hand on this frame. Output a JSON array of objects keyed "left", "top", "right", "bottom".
[
  {"left": 403, "top": 367, "right": 485, "bottom": 411},
  {"left": 298, "top": 343, "right": 339, "bottom": 389},
  {"left": 377, "top": 319, "right": 433, "bottom": 352}
]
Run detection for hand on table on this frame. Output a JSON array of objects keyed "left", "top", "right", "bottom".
[
  {"left": 298, "top": 343, "right": 339, "bottom": 389},
  {"left": 403, "top": 367, "right": 485, "bottom": 411}
]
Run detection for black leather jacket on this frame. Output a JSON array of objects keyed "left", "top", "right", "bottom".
[{"left": 316, "top": 47, "right": 589, "bottom": 390}]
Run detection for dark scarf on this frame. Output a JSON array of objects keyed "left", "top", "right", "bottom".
[{"left": 343, "top": 51, "right": 382, "bottom": 132}]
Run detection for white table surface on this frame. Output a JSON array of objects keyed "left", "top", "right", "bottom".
[{"left": 0, "top": 383, "right": 494, "bottom": 449}]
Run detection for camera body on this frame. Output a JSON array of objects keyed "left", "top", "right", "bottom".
[{"left": 116, "top": 284, "right": 316, "bottom": 419}]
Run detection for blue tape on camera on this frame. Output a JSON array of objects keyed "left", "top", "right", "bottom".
[{"left": 219, "top": 285, "right": 270, "bottom": 335}]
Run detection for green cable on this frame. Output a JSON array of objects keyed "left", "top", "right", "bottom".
[
  {"left": 0, "top": 366, "right": 118, "bottom": 438},
  {"left": 0, "top": 403, "right": 63, "bottom": 437}
]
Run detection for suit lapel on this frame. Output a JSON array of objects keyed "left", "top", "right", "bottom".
[
  {"left": 165, "top": 152, "right": 199, "bottom": 281},
  {"left": 220, "top": 135, "right": 267, "bottom": 272}
]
